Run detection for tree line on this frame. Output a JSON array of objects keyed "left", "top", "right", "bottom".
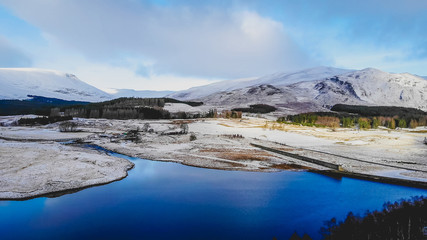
[
  {"left": 18, "top": 116, "right": 73, "bottom": 126},
  {"left": 59, "top": 97, "right": 206, "bottom": 120},
  {"left": 278, "top": 105, "right": 427, "bottom": 129},
  {"left": 320, "top": 196, "right": 427, "bottom": 240},
  {"left": 0, "top": 96, "right": 89, "bottom": 116},
  {"left": 232, "top": 104, "right": 277, "bottom": 114}
]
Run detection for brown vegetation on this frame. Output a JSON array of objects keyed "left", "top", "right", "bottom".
[
  {"left": 200, "top": 148, "right": 272, "bottom": 161},
  {"left": 315, "top": 116, "right": 340, "bottom": 128},
  {"left": 219, "top": 152, "right": 270, "bottom": 161},
  {"left": 171, "top": 119, "right": 196, "bottom": 124},
  {"left": 273, "top": 163, "right": 312, "bottom": 170}
]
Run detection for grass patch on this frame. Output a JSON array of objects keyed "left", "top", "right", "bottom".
[{"left": 219, "top": 152, "right": 270, "bottom": 161}]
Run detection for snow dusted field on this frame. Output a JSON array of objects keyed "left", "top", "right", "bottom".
[
  {"left": 0, "top": 140, "right": 133, "bottom": 200},
  {"left": 0, "top": 116, "right": 426, "bottom": 199}
]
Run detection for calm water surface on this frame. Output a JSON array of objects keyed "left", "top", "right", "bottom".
[{"left": 1, "top": 148, "right": 426, "bottom": 240}]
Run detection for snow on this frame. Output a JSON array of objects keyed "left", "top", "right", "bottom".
[
  {"left": 0, "top": 68, "right": 112, "bottom": 102},
  {"left": 167, "top": 77, "right": 258, "bottom": 100},
  {"left": 197, "top": 67, "right": 427, "bottom": 113},
  {"left": 107, "top": 89, "right": 175, "bottom": 98},
  {"left": 1, "top": 116, "right": 426, "bottom": 199},
  {"left": 0, "top": 140, "right": 133, "bottom": 200},
  {"left": 163, "top": 103, "right": 203, "bottom": 113},
  {"left": 167, "top": 66, "right": 351, "bottom": 101}
]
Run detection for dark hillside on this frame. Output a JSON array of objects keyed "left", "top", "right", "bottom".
[{"left": 0, "top": 95, "right": 90, "bottom": 116}]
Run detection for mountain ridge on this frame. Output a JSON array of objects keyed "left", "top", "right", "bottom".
[
  {"left": 0, "top": 68, "right": 111, "bottom": 102},
  {"left": 192, "top": 67, "right": 427, "bottom": 114},
  {"left": 1, "top": 67, "right": 425, "bottom": 115},
  {"left": 167, "top": 66, "right": 351, "bottom": 100}
]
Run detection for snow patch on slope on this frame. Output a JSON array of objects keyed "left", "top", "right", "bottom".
[{"left": 163, "top": 103, "right": 203, "bottom": 114}]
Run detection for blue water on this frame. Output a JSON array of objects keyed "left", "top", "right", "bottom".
[{"left": 1, "top": 149, "right": 426, "bottom": 240}]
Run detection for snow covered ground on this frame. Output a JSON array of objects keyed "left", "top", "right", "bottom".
[
  {"left": 0, "top": 116, "right": 426, "bottom": 199},
  {"left": 0, "top": 140, "right": 133, "bottom": 200}
]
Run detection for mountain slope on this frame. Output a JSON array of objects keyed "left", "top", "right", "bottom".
[
  {"left": 0, "top": 68, "right": 111, "bottom": 102},
  {"left": 304, "top": 68, "right": 427, "bottom": 110},
  {"left": 197, "top": 68, "right": 427, "bottom": 114},
  {"left": 167, "top": 66, "right": 351, "bottom": 100}
]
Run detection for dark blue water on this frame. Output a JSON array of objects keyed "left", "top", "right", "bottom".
[{"left": 1, "top": 149, "right": 426, "bottom": 240}]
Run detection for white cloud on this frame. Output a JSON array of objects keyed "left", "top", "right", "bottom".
[
  {"left": 34, "top": 50, "right": 219, "bottom": 91},
  {"left": 0, "top": 0, "right": 314, "bottom": 80}
]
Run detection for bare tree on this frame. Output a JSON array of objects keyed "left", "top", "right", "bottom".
[
  {"left": 59, "top": 121, "right": 78, "bottom": 132},
  {"left": 142, "top": 123, "right": 150, "bottom": 132},
  {"left": 180, "top": 123, "right": 189, "bottom": 134}
]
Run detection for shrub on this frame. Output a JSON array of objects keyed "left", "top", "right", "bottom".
[
  {"left": 59, "top": 121, "right": 78, "bottom": 132},
  {"left": 180, "top": 123, "right": 189, "bottom": 134},
  {"left": 190, "top": 133, "right": 197, "bottom": 141},
  {"left": 142, "top": 123, "right": 151, "bottom": 132}
]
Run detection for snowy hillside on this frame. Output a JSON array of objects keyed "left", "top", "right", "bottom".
[
  {"left": 197, "top": 68, "right": 427, "bottom": 114},
  {"left": 0, "top": 68, "right": 111, "bottom": 102},
  {"left": 302, "top": 68, "right": 427, "bottom": 110},
  {"left": 167, "top": 66, "right": 351, "bottom": 100},
  {"left": 108, "top": 89, "right": 175, "bottom": 98}
]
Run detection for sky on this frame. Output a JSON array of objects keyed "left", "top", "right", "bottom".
[{"left": 0, "top": 0, "right": 426, "bottom": 91}]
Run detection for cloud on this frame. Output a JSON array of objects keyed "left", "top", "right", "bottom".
[
  {"left": 0, "top": 36, "right": 32, "bottom": 67},
  {"left": 0, "top": 0, "right": 314, "bottom": 78},
  {"left": 1, "top": 0, "right": 426, "bottom": 82}
]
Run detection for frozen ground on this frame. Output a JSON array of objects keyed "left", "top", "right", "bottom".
[
  {"left": 0, "top": 116, "right": 426, "bottom": 199},
  {"left": 0, "top": 140, "right": 134, "bottom": 199}
]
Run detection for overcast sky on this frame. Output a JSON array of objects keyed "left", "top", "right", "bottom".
[{"left": 0, "top": 0, "right": 426, "bottom": 91}]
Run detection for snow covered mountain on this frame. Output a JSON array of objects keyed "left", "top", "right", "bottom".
[
  {"left": 195, "top": 67, "right": 427, "bottom": 114},
  {"left": 167, "top": 66, "right": 351, "bottom": 100},
  {"left": 108, "top": 89, "right": 175, "bottom": 98},
  {"left": 0, "top": 68, "right": 111, "bottom": 102},
  {"left": 302, "top": 68, "right": 427, "bottom": 110}
]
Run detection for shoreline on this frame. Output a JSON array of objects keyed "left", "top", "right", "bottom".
[
  {"left": 1, "top": 117, "right": 426, "bottom": 200},
  {"left": 0, "top": 168, "right": 133, "bottom": 201},
  {"left": 95, "top": 142, "right": 427, "bottom": 189},
  {"left": 0, "top": 139, "right": 134, "bottom": 200}
]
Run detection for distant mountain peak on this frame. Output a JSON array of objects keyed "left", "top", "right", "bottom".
[{"left": 0, "top": 68, "right": 111, "bottom": 102}]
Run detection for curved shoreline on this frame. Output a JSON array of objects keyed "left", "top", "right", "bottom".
[
  {"left": 0, "top": 167, "right": 134, "bottom": 201},
  {"left": 0, "top": 139, "right": 134, "bottom": 200},
  {"left": 95, "top": 142, "right": 427, "bottom": 190}
]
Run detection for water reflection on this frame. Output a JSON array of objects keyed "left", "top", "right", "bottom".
[{"left": 0, "top": 152, "right": 426, "bottom": 240}]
